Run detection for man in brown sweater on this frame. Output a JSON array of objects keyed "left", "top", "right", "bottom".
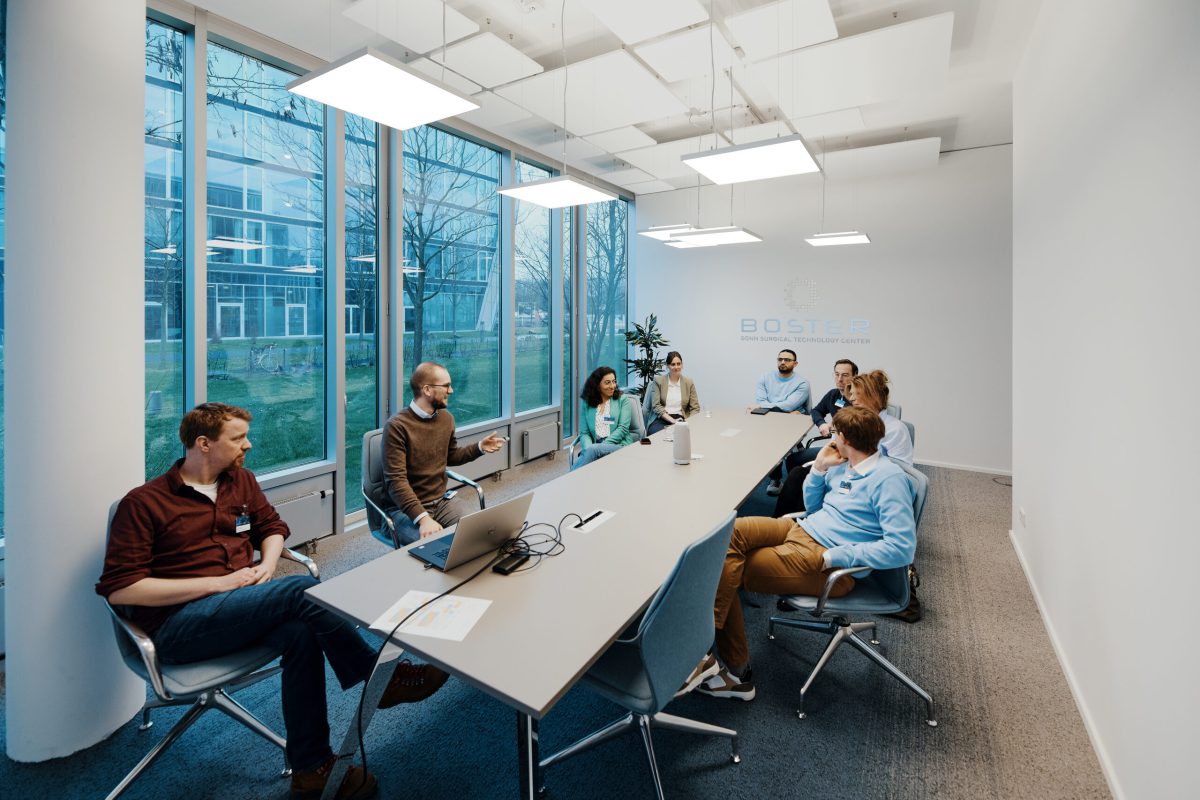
[{"left": 383, "top": 362, "right": 506, "bottom": 544}]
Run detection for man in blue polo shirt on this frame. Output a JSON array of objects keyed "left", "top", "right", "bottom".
[
  {"left": 752, "top": 349, "right": 811, "bottom": 495},
  {"left": 679, "top": 405, "right": 917, "bottom": 701}
]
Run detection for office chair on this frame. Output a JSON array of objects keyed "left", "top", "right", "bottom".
[
  {"left": 886, "top": 403, "right": 903, "bottom": 419},
  {"left": 767, "top": 460, "right": 936, "bottom": 725},
  {"left": 361, "top": 427, "right": 485, "bottom": 549},
  {"left": 565, "top": 394, "right": 647, "bottom": 468},
  {"left": 104, "top": 505, "right": 321, "bottom": 799},
  {"left": 539, "top": 513, "right": 740, "bottom": 800}
]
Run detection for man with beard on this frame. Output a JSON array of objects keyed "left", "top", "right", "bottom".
[
  {"left": 751, "top": 349, "right": 811, "bottom": 495},
  {"left": 383, "top": 362, "right": 506, "bottom": 544},
  {"left": 97, "top": 403, "right": 446, "bottom": 799}
]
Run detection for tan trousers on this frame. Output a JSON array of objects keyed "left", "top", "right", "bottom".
[{"left": 713, "top": 516, "right": 855, "bottom": 671}]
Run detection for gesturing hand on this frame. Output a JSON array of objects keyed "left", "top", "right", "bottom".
[{"left": 480, "top": 432, "right": 507, "bottom": 453}]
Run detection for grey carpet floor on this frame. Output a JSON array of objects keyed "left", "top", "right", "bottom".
[{"left": 0, "top": 458, "right": 1111, "bottom": 799}]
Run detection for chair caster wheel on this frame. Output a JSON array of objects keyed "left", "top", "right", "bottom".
[
  {"left": 797, "top": 711, "right": 807, "bottom": 720},
  {"left": 280, "top": 767, "right": 293, "bottom": 778},
  {"left": 731, "top": 754, "right": 741, "bottom": 764},
  {"left": 927, "top": 719, "right": 938, "bottom": 727},
  {"left": 138, "top": 721, "right": 153, "bottom": 731},
  {"left": 768, "top": 634, "right": 775, "bottom": 640}
]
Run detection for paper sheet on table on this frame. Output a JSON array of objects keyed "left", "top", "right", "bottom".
[{"left": 370, "top": 590, "right": 491, "bottom": 642}]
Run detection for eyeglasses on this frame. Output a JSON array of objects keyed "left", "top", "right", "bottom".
[
  {"left": 829, "top": 427, "right": 839, "bottom": 435},
  {"left": 777, "top": 357, "right": 795, "bottom": 363},
  {"left": 424, "top": 382, "right": 452, "bottom": 390}
]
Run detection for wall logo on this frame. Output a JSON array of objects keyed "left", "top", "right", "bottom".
[
  {"left": 737, "top": 276, "right": 872, "bottom": 346},
  {"left": 783, "top": 278, "right": 820, "bottom": 313}
]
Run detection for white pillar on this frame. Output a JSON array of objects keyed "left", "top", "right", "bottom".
[{"left": 5, "top": 0, "right": 146, "bottom": 760}]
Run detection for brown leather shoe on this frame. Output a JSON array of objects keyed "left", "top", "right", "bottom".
[
  {"left": 290, "top": 755, "right": 377, "bottom": 800},
  {"left": 378, "top": 659, "right": 450, "bottom": 708}
]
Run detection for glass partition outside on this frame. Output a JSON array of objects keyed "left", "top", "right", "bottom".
[
  {"left": 205, "top": 42, "right": 326, "bottom": 473},
  {"left": 585, "top": 199, "right": 629, "bottom": 378}
]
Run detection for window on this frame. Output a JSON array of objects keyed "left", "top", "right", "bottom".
[
  {"left": 144, "top": 20, "right": 186, "bottom": 478},
  {"left": 0, "top": 0, "right": 6, "bottom": 538},
  {"left": 344, "top": 113, "right": 378, "bottom": 513},
  {"left": 562, "top": 207, "right": 574, "bottom": 436},
  {"left": 586, "top": 198, "right": 629, "bottom": 378},
  {"left": 513, "top": 161, "right": 553, "bottom": 412},
  {"left": 206, "top": 43, "right": 326, "bottom": 473},
  {"left": 402, "top": 126, "right": 501, "bottom": 425}
]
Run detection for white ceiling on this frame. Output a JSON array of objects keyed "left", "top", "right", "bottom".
[{"left": 189, "top": 0, "right": 1041, "bottom": 194}]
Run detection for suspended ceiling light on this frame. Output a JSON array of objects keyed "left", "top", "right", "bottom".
[
  {"left": 286, "top": 48, "right": 478, "bottom": 131},
  {"left": 681, "top": 133, "right": 821, "bottom": 185},
  {"left": 207, "top": 237, "right": 267, "bottom": 250},
  {"left": 638, "top": 223, "right": 698, "bottom": 241},
  {"left": 497, "top": 175, "right": 616, "bottom": 209},
  {"left": 806, "top": 230, "right": 871, "bottom": 246},
  {"left": 669, "top": 226, "right": 762, "bottom": 246}
]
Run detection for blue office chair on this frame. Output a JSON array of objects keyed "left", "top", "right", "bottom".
[
  {"left": 767, "top": 460, "right": 936, "bottom": 725},
  {"left": 103, "top": 505, "right": 322, "bottom": 799},
  {"left": 361, "top": 427, "right": 485, "bottom": 548},
  {"left": 539, "top": 513, "right": 740, "bottom": 799}
]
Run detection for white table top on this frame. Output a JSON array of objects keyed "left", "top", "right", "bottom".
[{"left": 306, "top": 409, "right": 812, "bottom": 719}]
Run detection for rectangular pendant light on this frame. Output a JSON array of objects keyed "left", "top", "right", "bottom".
[
  {"left": 669, "top": 226, "right": 763, "bottom": 246},
  {"left": 805, "top": 231, "right": 871, "bottom": 246},
  {"left": 287, "top": 47, "right": 478, "bottom": 131},
  {"left": 681, "top": 133, "right": 820, "bottom": 185},
  {"left": 497, "top": 175, "right": 617, "bottom": 209},
  {"left": 663, "top": 237, "right": 714, "bottom": 248},
  {"left": 638, "top": 224, "right": 697, "bottom": 241}
]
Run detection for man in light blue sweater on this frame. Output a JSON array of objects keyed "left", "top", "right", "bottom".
[
  {"left": 682, "top": 406, "right": 917, "bottom": 701},
  {"left": 752, "top": 349, "right": 811, "bottom": 413}
]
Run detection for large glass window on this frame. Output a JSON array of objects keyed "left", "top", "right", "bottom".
[
  {"left": 513, "top": 161, "right": 552, "bottom": 412},
  {"left": 0, "top": 0, "right": 7, "bottom": 537},
  {"left": 206, "top": 43, "right": 326, "bottom": 472},
  {"left": 344, "top": 113, "right": 378, "bottom": 512},
  {"left": 562, "top": 207, "right": 573, "bottom": 436},
  {"left": 401, "top": 125, "right": 501, "bottom": 424},
  {"left": 144, "top": 21, "right": 186, "bottom": 478},
  {"left": 585, "top": 199, "right": 629, "bottom": 377}
]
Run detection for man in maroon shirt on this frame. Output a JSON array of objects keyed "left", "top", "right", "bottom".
[{"left": 97, "top": 403, "right": 445, "bottom": 799}]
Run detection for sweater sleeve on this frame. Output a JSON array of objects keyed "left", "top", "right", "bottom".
[
  {"left": 777, "top": 376, "right": 810, "bottom": 412},
  {"left": 803, "top": 466, "right": 833, "bottom": 515},
  {"left": 446, "top": 425, "right": 483, "bottom": 467},
  {"left": 823, "top": 473, "right": 917, "bottom": 570},
  {"left": 382, "top": 416, "right": 426, "bottom": 521},
  {"left": 754, "top": 373, "right": 769, "bottom": 405}
]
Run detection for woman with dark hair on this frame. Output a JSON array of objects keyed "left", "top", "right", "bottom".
[
  {"left": 646, "top": 350, "right": 701, "bottom": 436},
  {"left": 572, "top": 366, "right": 636, "bottom": 470}
]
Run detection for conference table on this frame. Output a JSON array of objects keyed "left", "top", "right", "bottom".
[{"left": 307, "top": 408, "right": 813, "bottom": 799}]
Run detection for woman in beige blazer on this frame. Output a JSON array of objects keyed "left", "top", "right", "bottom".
[{"left": 646, "top": 351, "right": 701, "bottom": 436}]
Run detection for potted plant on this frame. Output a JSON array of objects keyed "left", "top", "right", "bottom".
[{"left": 624, "top": 314, "right": 670, "bottom": 398}]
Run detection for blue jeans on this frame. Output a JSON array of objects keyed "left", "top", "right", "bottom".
[
  {"left": 385, "top": 496, "right": 462, "bottom": 547},
  {"left": 571, "top": 441, "right": 623, "bottom": 470},
  {"left": 152, "top": 575, "right": 378, "bottom": 771}
]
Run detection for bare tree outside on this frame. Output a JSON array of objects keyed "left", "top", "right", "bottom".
[{"left": 585, "top": 199, "right": 630, "bottom": 374}]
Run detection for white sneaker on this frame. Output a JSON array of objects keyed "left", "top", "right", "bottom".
[
  {"left": 766, "top": 480, "right": 783, "bottom": 496},
  {"left": 696, "top": 666, "right": 756, "bottom": 701},
  {"left": 675, "top": 654, "right": 720, "bottom": 698}
]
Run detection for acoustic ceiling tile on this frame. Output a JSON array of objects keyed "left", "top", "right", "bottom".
[
  {"left": 343, "top": 0, "right": 479, "bottom": 55},
  {"left": 821, "top": 137, "right": 941, "bottom": 179},
  {"left": 439, "top": 32, "right": 544, "bottom": 88},
  {"left": 727, "top": 119, "right": 794, "bottom": 145},
  {"left": 457, "top": 92, "right": 531, "bottom": 129},
  {"left": 586, "top": 126, "right": 656, "bottom": 154},
  {"left": 756, "top": 12, "right": 954, "bottom": 119},
  {"left": 635, "top": 26, "right": 739, "bottom": 84},
  {"left": 791, "top": 107, "right": 865, "bottom": 140},
  {"left": 496, "top": 50, "right": 688, "bottom": 136},
  {"left": 725, "top": 0, "right": 838, "bottom": 62},
  {"left": 623, "top": 179, "right": 678, "bottom": 195},
  {"left": 405, "top": 58, "right": 481, "bottom": 96},
  {"left": 601, "top": 166, "right": 655, "bottom": 186},
  {"left": 617, "top": 135, "right": 718, "bottom": 180},
  {"left": 577, "top": 0, "right": 709, "bottom": 46}
]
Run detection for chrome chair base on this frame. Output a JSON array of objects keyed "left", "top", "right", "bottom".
[
  {"left": 769, "top": 614, "right": 936, "bottom": 726},
  {"left": 539, "top": 710, "right": 739, "bottom": 800}
]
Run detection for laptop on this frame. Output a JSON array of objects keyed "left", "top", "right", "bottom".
[{"left": 407, "top": 492, "right": 534, "bottom": 571}]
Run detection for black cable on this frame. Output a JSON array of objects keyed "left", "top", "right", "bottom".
[
  {"left": 992, "top": 476, "right": 1012, "bottom": 487},
  {"left": 351, "top": 510, "right": 580, "bottom": 774}
]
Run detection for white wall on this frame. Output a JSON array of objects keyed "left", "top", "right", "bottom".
[
  {"left": 1013, "top": 2, "right": 1200, "bottom": 798},
  {"left": 633, "top": 145, "right": 1012, "bottom": 473}
]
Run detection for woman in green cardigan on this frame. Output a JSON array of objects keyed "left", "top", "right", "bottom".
[{"left": 572, "top": 366, "right": 636, "bottom": 470}]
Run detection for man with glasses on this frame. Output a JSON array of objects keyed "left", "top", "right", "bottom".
[
  {"left": 680, "top": 405, "right": 917, "bottom": 701},
  {"left": 383, "top": 362, "right": 506, "bottom": 545},
  {"left": 751, "top": 349, "right": 811, "bottom": 495}
]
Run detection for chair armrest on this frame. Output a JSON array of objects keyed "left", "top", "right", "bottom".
[
  {"left": 803, "top": 434, "right": 831, "bottom": 450},
  {"left": 280, "top": 546, "right": 319, "bottom": 580},
  {"left": 106, "top": 601, "right": 173, "bottom": 701},
  {"left": 362, "top": 491, "right": 397, "bottom": 533},
  {"left": 446, "top": 469, "right": 486, "bottom": 509},
  {"left": 564, "top": 435, "right": 582, "bottom": 467},
  {"left": 811, "top": 566, "right": 873, "bottom": 616}
]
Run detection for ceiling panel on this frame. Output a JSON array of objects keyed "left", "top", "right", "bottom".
[
  {"left": 635, "top": 26, "right": 739, "bottom": 84},
  {"left": 792, "top": 107, "right": 865, "bottom": 140},
  {"left": 725, "top": 0, "right": 838, "bottom": 62},
  {"left": 727, "top": 119, "right": 794, "bottom": 145},
  {"left": 586, "top": 126, "right": 656, "bottom": 154},
  {"left": 342, "top": 0, "right": 478, "bottom": 55},
  {"left": 496, "top": 50, "right": 688, "bottom": 136},
  {"left": 598, "top": 166, "right": 655, "bottom": 186},
  {"left": 405, "top": 57, "right": 480, "bottom": 95},
  {"left": 456, "top": 91, "right": 531, "bottom": 130},
  {"left": 820, "top": 137, "right": 941, "bottom": 179},
  {"left": 669, "top": 74, "right": 748, "bottom": 118},
  {"left": 438, "top": 32, "right": 544, "bottom": 89},
  {"left": 624, "top": 179, "right": 678, "bottom": 195},
  {"left": 755, "top": 12, "right": 954, "bottom": 120},
  {"left": 618, "top": 135, "right": 721, "bottom": 180},
  {"left": 577, "top": 0, "right": 709, "bottom": 46}
]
